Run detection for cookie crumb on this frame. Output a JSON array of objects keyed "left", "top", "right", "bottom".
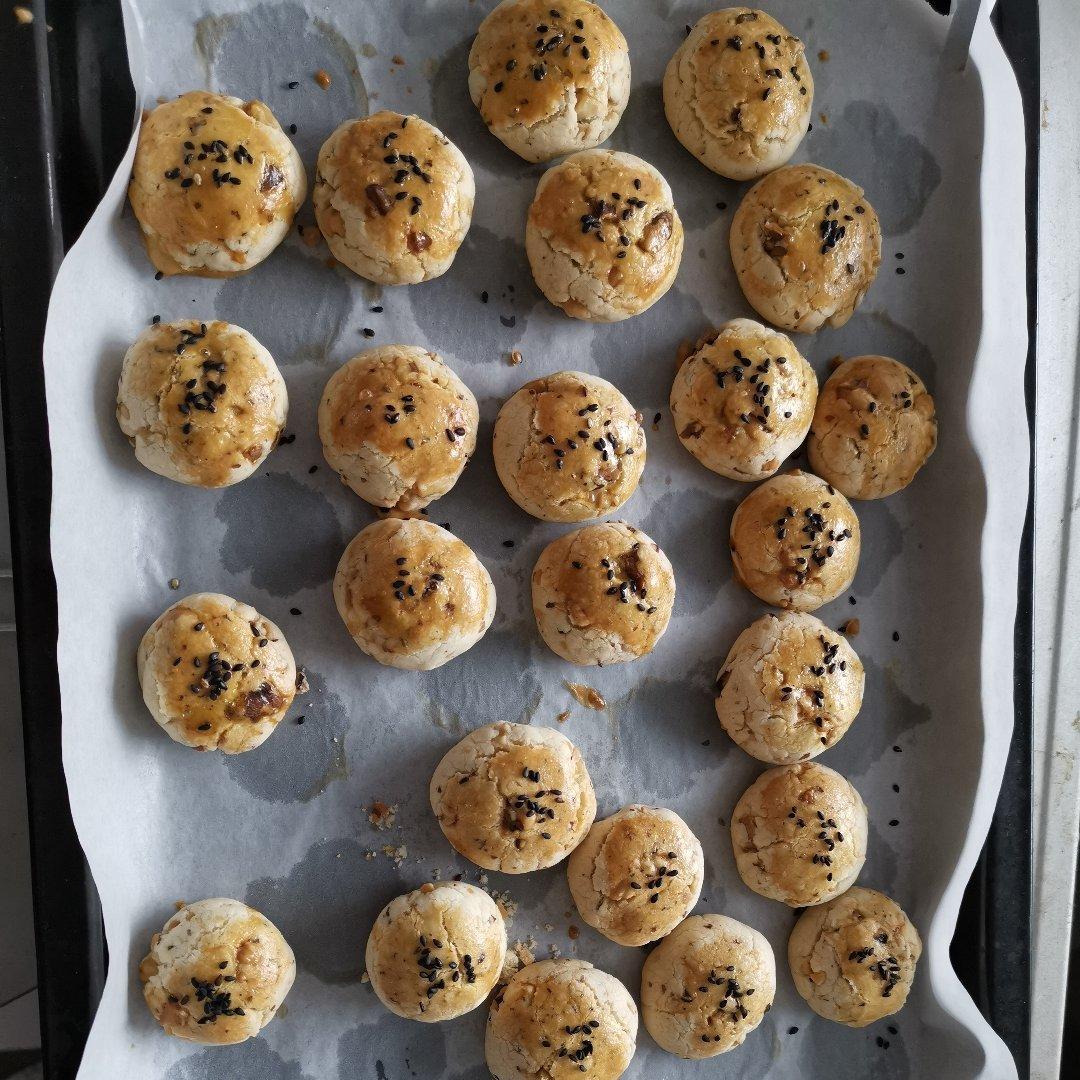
[
  {"left": 565, "top": 682, "right": 606, "bottom": 710},
  {"left": 314, "top": 69, "right": 332, "bottom": 89},
  {"left": 817, "top": 49, "right": 829, "bottom": 62},
  {"left": 509, "top": 349, "right": 524, "bottom": 366},
  {"left": 841, "top": 618, "right": 860, "bottom": 637},
  {"left": 13, "top": 6, "right": 32, "bottom": 24},
  {"left": 295, "top": 668, "right": 310, "bottom": 693},
  {"left": 556, "top": 710, "right": 571, "bottom": 723},
  {"left": 168, "top": 577, "right": 180, "bottom": 590},
  {"left": 567, "top": 924, "right": 580, "bottom": 940},
  {"left": 368, "top": 801, "right": 397, "bottom": 830}
]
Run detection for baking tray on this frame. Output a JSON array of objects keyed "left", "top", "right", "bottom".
[{"left": 0, "top": 0, "right": 1036, "bottom": 1077}]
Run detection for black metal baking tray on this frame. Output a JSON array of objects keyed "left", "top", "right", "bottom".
[{"left": 0, "top": 1, "right": 1037, "bottom": 1077}]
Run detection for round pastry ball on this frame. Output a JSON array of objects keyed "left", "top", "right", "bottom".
[
  {"left": 318, "top": 345, "right": 478, "bottom": 510},
  {"left": 468, "top": 0, "right": 631, "bottom": 163},
  {"left": 116, "top": 319, "right": 287, "bottom": 488},
  {"left": 365, "top": 882, "right": 507, "bottom": 1022},
  {"left": 566, "top": 805, "right": 704, "bottom": 946},
  {"left": 730, "top": 163, "right": 881, "bottom": 332},
  {"left": 333, "top": 518, "right": 495, "bottom": 670},
  {"left": 140, "top": 898, "right": 294, "bottom": 1044},
  {"left": 640, "top": 914, "right": 775, "bottom": 1059},
  {"left": 670, "top": 318, "right": 817, "bottom": 482},
  {"left": 486, "top": 959, "right": 637, "bottom": 1080},
  {"left": 129, "top": 91, "right": 305, "bottom": 277},
  {"left": 314, "top": 111, "right": 474, "bottom": 285},
  {"left": 138, "top": 593, "right": 296, "bottom": 754},
  {"left": 788, "top": 887, "right": 922, "bottom": 1026},
  {"left": 430, "top": 721, "right": 596, "bottom": 873},
  {"left": 716, "top": 611, "right": 864, "bottom": 764},
  {"left": 531, "top": 521, "right": 675, "bottom": 665},
  {"left": 526, "top": 149, "right": 684, "bottom": 322},
  {"left": 664, "top": 9, "right": 813, "bottom": 181},
  {"left": 493, "top": 371, "right": 645, "bottom": 522},
  {"left": 730, "top": 761, "right": 868, "bottom": 907},
  {"left": 729, "top": 469, "right": 860, "bottom": 611},
  {"left": 808, "top": 355, "right": 938, "bottom": 500}
]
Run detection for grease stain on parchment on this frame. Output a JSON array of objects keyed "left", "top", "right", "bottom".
[
  {"left": 223, "top": 670, "right": 349, "bottom": 803},
  {"left": 166, "top": 1038, "right": 315, "bottom": 1080},
  {"left": 194, "top": 3, "right": 367, "bottom": 131},
  {"left": 338, "top": 1021, "right": 449, "bottom": 1080},
  {"left": 610, "top": 671, "right": 716, "bottom": 801},
  {"left": 810, "top": 100, "right": 941, "bottom": 236},
  {"left": 641, "top": 487, "right": 739, "bottom": 618},
  {"left": 590, "top": 286, "right": 709, "bottom": 411},
  {"left": 247, "top": 837, "right": 403, "bottom": 984},
  {"left": 216, "top": 472, "right": 345, "bottom": 595},
  {"left": 407, "top": 225, "right": 536, "bottom": 356}
]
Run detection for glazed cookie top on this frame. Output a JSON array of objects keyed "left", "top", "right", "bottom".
[
  {"left": 493, "top": 371, "right": 645, "bottom": 522},
  {"left": 788, "top": 886, "right": 923, "bottom": 1026},
  {"left": 808, "top": 355, "right": 937, "bottom": 500},
  {"left": 716, "top": 610, "right": 864, "bottom": 763},
  {"left": 138, "top": 592, "right": 296, "bottom": 754},
  {"left": 670, "top": 318, "right": 816, "bottom": 481},
  {"left": 117, "top": 320, "right": 286, "bottom": 488},
  {"left": 314, "top": 111, "right": 473, "bottom": 279},
  {"left": 566, "top": 805, "right": 704, "bottom": 946},
  {"left": 528, "top": 149, "right": 683, "bottom": 317},
  {"left": 319, "top": 345, "right": 478, "bottom": 509},
  {"left": 729, "top": 469, "right": 860, "bottom": 611},
  {"left": 486, "top": 959, "right": 638, "bottom": 1080},
  {"left": 140, "top": 898, "right": 294, "bottom": 1045},
  {"left": 730, "top": 761, "right": 868, "bottom": 907},
  {"left": 664, "top": 8, "right": 813, "bottom": 179},
  {"left": 640, "top": 913, "right": 775, "bottom": 1058},
  {"left": 430, "top": 721, "right": 596, "bottom": 874},
  {"left": 129, "top": 91, "right": 304, "bottom": 275},
  {"left": 469, "top": 0, "right": 628, "bottom": 138},
  {"left": 730, "top": 163, "right": 881, "bottom": 332},
  {"left": 365, "top": 882, "right": 507, "bottom": 1022},
  {"left": 532, "top": 521, "right": 676, "bottom": 663}
]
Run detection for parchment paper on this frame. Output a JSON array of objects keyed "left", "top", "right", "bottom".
[{"left": 43, "top": 1, "right": 1027, "bottom": 1077}]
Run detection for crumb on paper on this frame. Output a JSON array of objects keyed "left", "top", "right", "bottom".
[
  {"left": 13, "top": 6, "right": 32, "bottom": 24},
  {"left": 548, "top": 943, "right": 562, "bottom": 959},
  {"left": 392, "top": 54, "right": 405, "bottom": 66},
  {"left": 487, "top": 888, "right": 517, "bottom": 924},
  {"left": 500, "top": 937, "right": 536, "bottom": 980},
  {"left": 652, "top": 411, "right": 662, "bottom": 431},
  {"left": 819, "top": 112, "right": 828, "bottom": 125},
  {"left": 295, "top": 668, "right": 310, "bottom": 694},
  {"left": 565, "top": 681, "right": 606, "bottom": 710},
  {"left": 360, "top": 971, "right": 370, "bottom": 984},
  {"left": 567, "top": 924, "right": 580, "bottom": 940},
  {"left": 364, "top": 849, "right": 377, "bottom": 861},
  {"left": 509, "top": 350, "right": 523, "bottom": 366},
  {"left": 168, "top": 577, "right": 180, "bottom": 590},
  {"left": 556, "top": 710, "right": 571, "bottom": 723},
  {"left": 381, "top": 844, "right": 408, "bottom": 866},
  {"left": 818, "top": 49, "right": 829, "bottom": 62},
  {"left": 842, "top": 618, "right": 860, "bottom": 637},
  {"left": 368, "top": 801, "right": 397, "bottom": 830},
  {"left": 298, "top": 223, "right": 322, "bottom": 247},
  {"left": 314, "top": 69, "right": 332, "bottom": 89}
]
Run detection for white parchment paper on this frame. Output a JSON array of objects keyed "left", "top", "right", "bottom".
[{"left": 43, "top": 1, "right": 1027, "bottom": 1077}]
